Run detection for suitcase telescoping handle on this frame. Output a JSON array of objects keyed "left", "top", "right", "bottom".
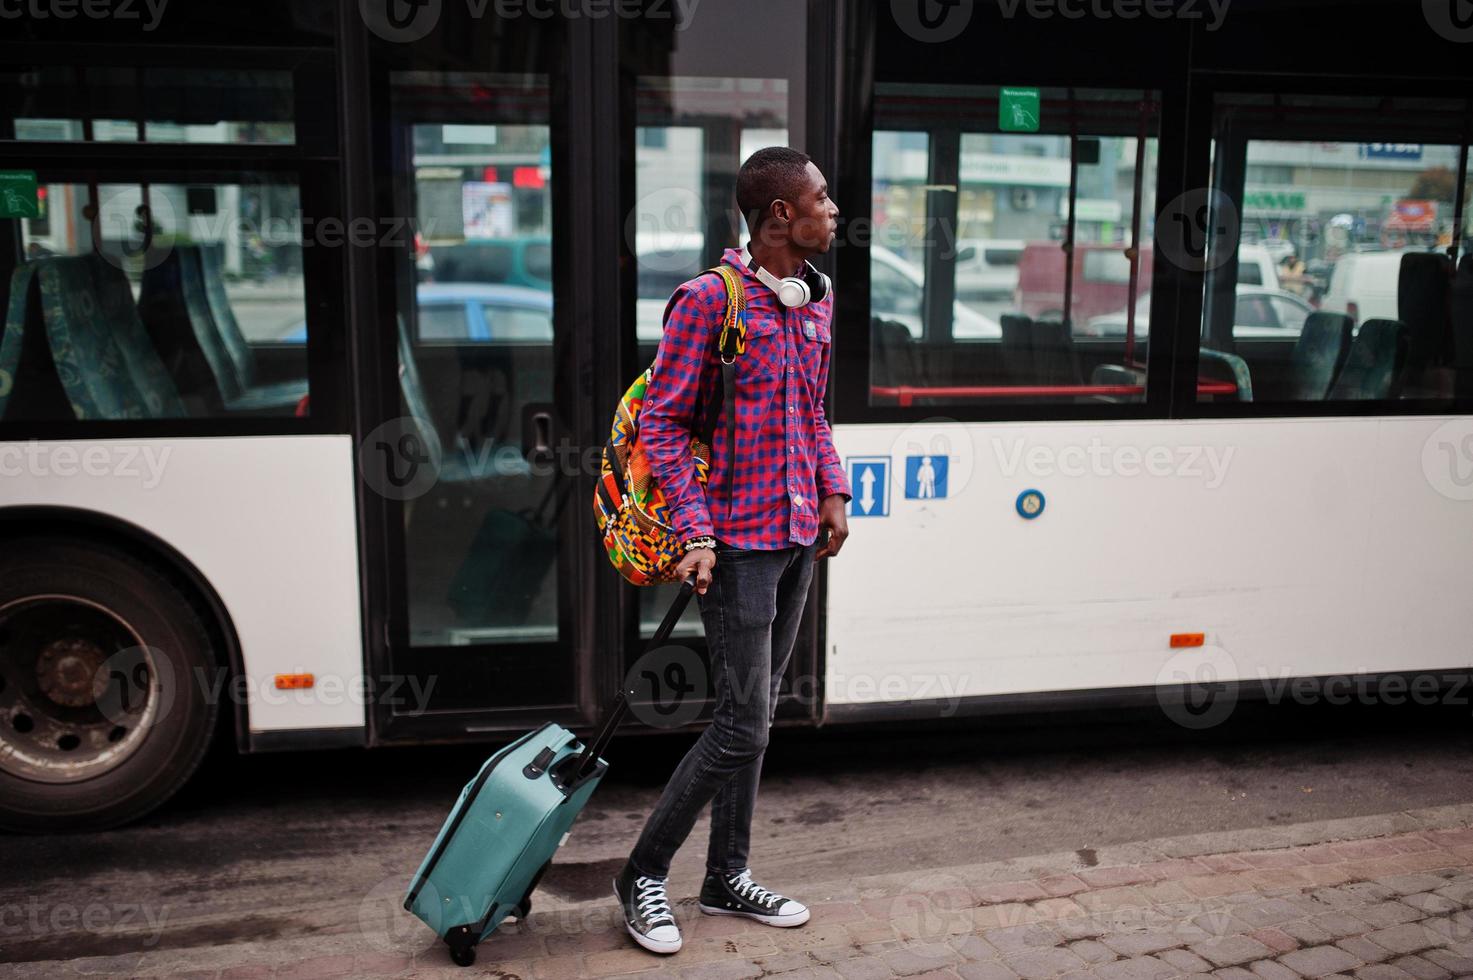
[{"left": 572, "top": 575, "right": 697, "bottom": 780}]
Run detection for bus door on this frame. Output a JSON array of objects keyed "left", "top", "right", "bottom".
[{"left": 362, "top": 12, "right": 580, "bottom": 739}]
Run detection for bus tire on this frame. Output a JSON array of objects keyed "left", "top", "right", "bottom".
[{"left": 0, "top": 536, "right": 220, "bottom": 833}]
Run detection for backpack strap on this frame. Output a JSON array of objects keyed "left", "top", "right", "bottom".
[
  {"left": 694, "top": 265, "right": 744, "bottom": 457},
  {"left": 706, "top": 266, "right": 744, "bottom": 525}
]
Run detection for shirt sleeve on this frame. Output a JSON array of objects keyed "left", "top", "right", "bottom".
[
  {"left": 814, "top": 314, "right": 851, "bottom": 502},
  {"left": 638, "top": 275, "right": 723, "bottom": 541}
]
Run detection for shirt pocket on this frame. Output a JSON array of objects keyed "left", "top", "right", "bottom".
[{"left": 737, "top": 316, "right": 786, "bottom": 380}]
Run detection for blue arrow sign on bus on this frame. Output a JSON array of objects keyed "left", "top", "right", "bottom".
[{"left": 846, "top": 457, "right": 890, "bottom": 517}]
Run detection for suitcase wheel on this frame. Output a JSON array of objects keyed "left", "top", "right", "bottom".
[{"left": 445, "top": 925, "right": 478, "bottom": 968}]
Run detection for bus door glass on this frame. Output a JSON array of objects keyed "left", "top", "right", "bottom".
[{"left": 374, "top": 20, "right": 574, "bottom": 720}]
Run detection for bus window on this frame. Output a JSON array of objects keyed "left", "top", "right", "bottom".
[
  {"left": 389, "top": 72, "right": 559, "bottom": 650},
  {"left": 2, "top": 65, "right": 296, "bottom": 146},
  {"left": 869, "top": 86, "right": 1158, "bottom": 407},
  {"left": 1, "top": 61, "right": 311, "bottom": 421},
  {"left": 1198, "top": 93, "right": 1469, "bottom": 404}
]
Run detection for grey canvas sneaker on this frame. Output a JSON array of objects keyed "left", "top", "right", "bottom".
[
  {"left": 697, "top": 867, "right": 810, "bottom": 926},
  {"left": 613, "top": 861, "right": 682, "bottom": 954}
]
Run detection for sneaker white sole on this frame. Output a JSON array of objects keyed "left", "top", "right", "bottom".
[
  {"left": 697, "top": 902, "right": 810, "bottom": 927},
  {"left": 612, "top": 877, "right": 682, "bottom": 954}
]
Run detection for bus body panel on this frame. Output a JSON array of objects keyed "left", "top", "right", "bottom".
[
  {"left": 0, "top": 435, "right": 366, "bottom": 736},
  {"left": 826, "top": 418, "right": 1473, "bottom": 711}
]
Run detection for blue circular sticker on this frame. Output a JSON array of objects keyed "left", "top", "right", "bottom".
[{"left": 1016, "top": 489, "right": 1045, "bottom": 520}]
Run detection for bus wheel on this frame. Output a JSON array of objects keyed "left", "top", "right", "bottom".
[{"left": 0, "top": 537, "right": 219, "bottom": 832}]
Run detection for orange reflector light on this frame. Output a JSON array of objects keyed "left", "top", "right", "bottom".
[
  {"left": 1169, "top": 633, "right": 1205, "bottom": 648},
  {"left": 274, "top": 673, "right": 315, "bottom": 690}
]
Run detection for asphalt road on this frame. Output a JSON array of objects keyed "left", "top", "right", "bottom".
[{"left": 2, "top": 700, "right": 1472, "bottom": 969}]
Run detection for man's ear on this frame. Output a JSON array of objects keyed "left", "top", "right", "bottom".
[{"left": 771, "top": 199, "right": 792, "bottom": 225}]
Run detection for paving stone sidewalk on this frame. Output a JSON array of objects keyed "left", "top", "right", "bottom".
[{"left": 8, "top": 805, "right": 1473, "bottom": 980}]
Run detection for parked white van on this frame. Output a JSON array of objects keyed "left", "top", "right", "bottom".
[{"left": 1321, "top": 250, "right": 1409, "bottom": 326}]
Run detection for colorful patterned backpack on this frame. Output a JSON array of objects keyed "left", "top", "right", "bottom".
[{"left": 594, "top": 264, "right": 746, "bottom": 586}]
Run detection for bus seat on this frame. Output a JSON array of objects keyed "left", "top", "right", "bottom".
[
  {"left": 1198, "top": 348, "right": 1253, "bottom": 401},
  {"left": 33, "top": 256, "right": 163, "bottom": 419},
  {"left": 0, "top": 263, "right": 33, "bottom": 418},
  {"left": 1087, "top": 362, "right": 1140, "bottom": 403},
  {"left": 1031, "top": 318, "right": 1082, "bottom": 386},
  {"left": 1397, "top": 252, "right": 1452, "bottom": 397},
  {"left": 3, "top": 263, "right": 74, "bottom": 420},
  {"left": 85, "top": 254, "right": 188, "bottom": 418},
  {"left": 199, "top": 243, "right": 308, "bottom": 398},
  {"left": 139, "top": 246, "right": 304, "bottom": 414},
  {"left": 397, "top": 317, "right": 477, "bottom": 484},
  {"left": 1287, "top": 311, "right": 1352, "bottom": 401},
  {"left": 1453, "top": 255, "right": 1473, "bottom": 400},
  {"left": 870, "top": 316, "right": 926, "bottom": 388},
  {"left": 1328, "top": 318, "right": 1407, "bottom": 400},
  {"left": 999, "top": 314, "right": 1034, "bottom": 382}
]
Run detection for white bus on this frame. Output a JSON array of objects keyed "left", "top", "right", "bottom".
[{"left": 1, "top": 0, "right": 1470, "bottom": 831}]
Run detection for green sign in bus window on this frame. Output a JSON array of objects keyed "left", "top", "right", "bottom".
[
  {"left": 0, "top": 170, "right": 39, "bottom": 219},
  {"left": 1000, "top": 88, "right": 1041, "bottom": 133}
]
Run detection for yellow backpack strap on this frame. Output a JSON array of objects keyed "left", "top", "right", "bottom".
[{"left": 711, "top": 264, "right": 746, "bottom": 363}]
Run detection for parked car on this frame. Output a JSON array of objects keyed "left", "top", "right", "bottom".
[
  {"left": 282, "top": 283, "right": 552, "bottom": 343},
  {"left": 1320, "top": 249, "right": 1410, "bottom": 326},
  {"left": 634, "top": 244, "right": 1003, "bottom": 340},
  {"left": 869, "top": 245, "right": 1002, "bottom": 339},
  {"left": 1083, "top": 286, "right": 1313, "bottom": 338},
  {"left": 1234, "top": 243, "right": 1282, "bottom": 290},
  {"left": 428, "top": 237, "right": 552, "bottom": 291},
  {"left": 954, "top": 238, "right": 1024, "bottom": 302}
]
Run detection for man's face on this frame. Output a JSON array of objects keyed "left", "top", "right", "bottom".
[{"left": 782, "top": 161, "right": 840, "bottom": 254}]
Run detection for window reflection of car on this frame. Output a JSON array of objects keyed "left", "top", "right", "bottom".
[
  {"left": 414, "top": 283, "right": 553, "bottom": 341},
  {"left": 428, "top": 237, "right": 553, "bottom": 292},
  {"left": 1082, "top": 287, "right": 1313, "bottom": 338},
  {"left": 954, "top": 238, "right": 1023, "bottom": 301},
  {"left": 633, "top": 245, "right": 1000, "bottom": 341},
  {"left": 869, "top": 245, "right": 1002, "bottom": 339},
  {"left": 281, "top": 283, "right": 553, "bottom": 342}
]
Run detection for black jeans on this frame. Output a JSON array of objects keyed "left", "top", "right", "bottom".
[{"left": 628, "top": 542, "right": 816, "bottom": 878}]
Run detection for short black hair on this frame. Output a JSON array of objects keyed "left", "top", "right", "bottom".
[{"left": 736, "top": 147, "right": 812, "bottom": 230}]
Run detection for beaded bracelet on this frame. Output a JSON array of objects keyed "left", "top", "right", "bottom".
[{"left": 682, "top": 535, "right": 717, "bottom": 553}]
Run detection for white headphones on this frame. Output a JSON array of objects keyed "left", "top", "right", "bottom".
[{"left": 738, "top": 245, "right": 831, "bottom": 308}]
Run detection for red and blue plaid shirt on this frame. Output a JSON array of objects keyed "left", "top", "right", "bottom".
[{"left": 640, "top": 248, "right": 851, "bottom": 551}]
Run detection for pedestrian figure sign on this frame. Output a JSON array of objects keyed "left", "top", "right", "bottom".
[
  {"left": 846, "top": 457, "right": 890, "bottom": 517},
  {"left": 905, "top": 455, "right": 948, "bottom": 499}
]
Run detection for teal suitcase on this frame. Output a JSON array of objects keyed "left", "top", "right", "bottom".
[{"left": 404, "top": 578, "right": 695, "bottom": 967}]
